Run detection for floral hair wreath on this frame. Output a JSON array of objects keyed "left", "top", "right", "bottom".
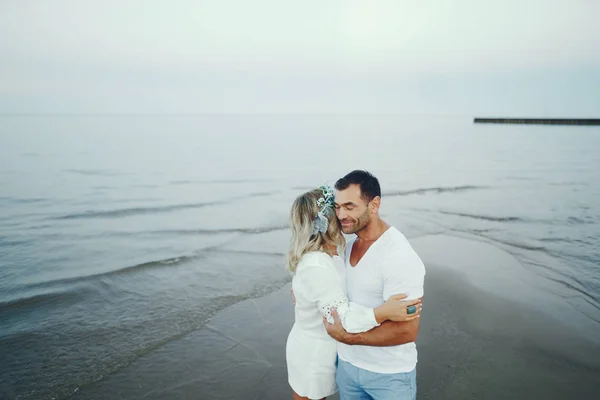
[{"left": 312, "top": 185, "right": 335, "bottom": 235}]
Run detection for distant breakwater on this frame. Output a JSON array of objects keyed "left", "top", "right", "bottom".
[{"left": 474, "top": 118, "right": 600, "bottom": 126}]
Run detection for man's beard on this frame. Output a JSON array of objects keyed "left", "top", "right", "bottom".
[{"left": 342, "top": 210, "right": 371, "bottom": 234}]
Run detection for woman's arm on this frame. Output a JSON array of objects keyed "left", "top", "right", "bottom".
[
  {"left": 324, "top": 306, "right": 421, "bottom": 346},
  {"left": 302, "top": 261, "right": 421, "bottom": 333},
  {"left": 302, "top": 263, "right": 381, "bottom": 333}
]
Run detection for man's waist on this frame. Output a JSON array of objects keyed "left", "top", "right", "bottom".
[{"left": 337, "top": 342, "right": 417, "bottom": 374}]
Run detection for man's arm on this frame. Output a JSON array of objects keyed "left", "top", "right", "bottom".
[
  {"left": 334, "top": 241, "right": 425, "bottom": 346},
  {"left": 324, "top": 306, "right": 420, "bottom": 346}
]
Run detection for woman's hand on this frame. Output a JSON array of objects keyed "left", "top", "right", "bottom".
[{"left": 375, "top": 294, "right": 422, "bottom": 323}]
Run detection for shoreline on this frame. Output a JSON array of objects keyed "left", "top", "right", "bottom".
[{"left": 74, "top": 234, "right": 600, "bottom": 400}]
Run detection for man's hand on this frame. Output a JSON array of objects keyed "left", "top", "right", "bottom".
[
  {"left": 291, "top": 288, "right": 296, "bottom": 306},
  {"left": 323, "top": 308, "right": 355, "bottom": 344},
  {"left": 323, "top": 306, "right": 422, "bottom": 346}
]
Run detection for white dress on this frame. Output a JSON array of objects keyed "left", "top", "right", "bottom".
[{"left": 286, "top": 251, "right": 380, "bottom": 399}]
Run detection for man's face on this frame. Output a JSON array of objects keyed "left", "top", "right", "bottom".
[{"left": 334, "top": 184, "right": 372, "bottom": 234}]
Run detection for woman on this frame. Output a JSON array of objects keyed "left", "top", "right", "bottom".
[{"left": 285, "top": 186, "right": 422, "bottom": 400}]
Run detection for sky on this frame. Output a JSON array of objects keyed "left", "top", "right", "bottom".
[{"left": 0, "top": 0, "right": 598, "bottom": 116}]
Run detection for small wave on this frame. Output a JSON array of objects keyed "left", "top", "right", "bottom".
[
  {"left": 208, "top": 249, "right": 285, "bottom": 257},
  {"left": 74, "top": 255, "right": 196, "bottom": 281},
  {"left": 54, "top": 202, "right": 220, "bottom": 220},
  {"left": 0, "top": 197, "right": 48, "bottom": 205},
  {"left": 449, "top": 230, "right": 600, "bottom": 310},
  {"left": 170, "top": 179, "right": 272, "bottom": 185},
  {"left": 132, "top": 184, "right": 159, "bottom": 189},
  {"left": 548, "top": 181, "right": 586, "bottom": 187},
  {"left": 108, "top": 197, "right": 162, "bottom": 204},
  {"left": 492, "top": 239, "right": 547, "bottom": 252},
  {"left": 152, "top": 225, "right": 288, "bottom": 236},
  {"left": 470, "top": 228, "right": 499, "bottom": 233},
  {"left": 384, "top": 185, "right": 487, "bottom": 197},
  {"left": 247, "top": 191, "right": 279, "bottom": 198},
  {"left": 512, "top": 254, "right": 594, "bottom": 289},
  {"left": 54, "top": 191, "right": 280, "bottom": 220},
  {"left": 505, "top": 176, "right": 537, "bottom": 181},
  {"left": 565, "top": 251, "right": 600, "bottom": 267},
  {"left": 22, "top": 255, "right": 199, "bottom": 291},
  {"left": 40, "top": 224, "right": 288, "bottom": 241},
  {"left": 65, "top": 169, "right": 126, "bottom": 177},
  {"left": 18, "top": 197, "right": 48, "bottom": 204},
  {"left": 567, "top": 216, "right": 596, "bottom": 225},
  {"left": 291, "top": 186, "right": 317, "bottom": 191},
  {"left": 0, "top": 289, "right": 84, "bottom": 315},
  {"left": 441, "top": 230, "right": 600, "bottom": 313},
  {"left": 170, "top": 178, "right": 275, "bottom": 186},
  {"left": 539, "top": 237, "right": 593, "bottom": 246},
  {"left": 18, "top": 248, "right": 287, "bottom": 302},
  {"left": 200, "top": 179, "right": 273, "bottom": 184},
  {"left": 53, "top": 276, "right": 292, "bottom": 396},
  {"left": 542, "top": 275, "right": 600, "bottom": 313},
  {"left": 0, "top": 237, "right": 29, "bottom": 247},
  {"left": 441, "top": 211, "right": 524, "bottom": 222},
  {"left": 450, "top": 227, "right": 546, "bottom": 252}
]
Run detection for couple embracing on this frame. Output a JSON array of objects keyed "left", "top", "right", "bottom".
[{"left": 285, "top": 170, "right": 426, "bottom": 400}]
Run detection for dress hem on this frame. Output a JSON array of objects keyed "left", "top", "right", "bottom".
[{"left": 289, "top": 379, "right": 338, "bottom": 400}]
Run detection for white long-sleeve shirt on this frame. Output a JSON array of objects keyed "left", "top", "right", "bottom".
[
  {"left": 287, "top": 251, "right": 378, "bottom": 399},
  {"left": 292, "top": 251, "right": 380, "bottom": 334}
]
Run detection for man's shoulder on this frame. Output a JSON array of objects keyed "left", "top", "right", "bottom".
[
  {"left": 382, "top": 227, "right": 425, "bottom": 270},
  {"left": 382, "top": 226, "right": 411, "bottom": 252}
]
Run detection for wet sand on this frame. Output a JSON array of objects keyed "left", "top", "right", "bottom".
[{"left": 75, "top": 235, "right": 600, "bottom": 400}]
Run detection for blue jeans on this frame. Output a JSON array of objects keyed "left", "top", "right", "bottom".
[{"left": 336, "top": 358, "right": 417, "bottom": 400}]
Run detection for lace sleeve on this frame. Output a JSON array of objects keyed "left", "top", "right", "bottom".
[
  {"left": 320, "top": 294, "right": 350, "bottom": 325},
  {"left": 318, "top": 293, "right": 379, "bottom": 333}
]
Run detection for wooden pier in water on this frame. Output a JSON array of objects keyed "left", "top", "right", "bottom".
[{"left": 474, "top": 118, "right": 600, "bottom": 126}]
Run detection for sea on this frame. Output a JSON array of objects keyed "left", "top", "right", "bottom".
[{"left": 0, "top": 115, "right": 599, "bottom": 399}]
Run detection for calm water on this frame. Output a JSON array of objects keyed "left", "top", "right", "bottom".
[{"left": 0, "top": 115, "right": 599, "bottom": 399}]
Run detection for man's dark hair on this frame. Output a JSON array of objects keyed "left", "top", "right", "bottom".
[{"left": 334, "top": 170, "right": 381, "bottom": 202}]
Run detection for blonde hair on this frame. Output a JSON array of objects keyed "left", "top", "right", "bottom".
[{"left": 286, "top": 188, "right": 345, "bottom": 272}]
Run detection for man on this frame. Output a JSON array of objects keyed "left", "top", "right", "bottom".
[{"left": 325, "top": 170, "right": 425, "bottom": 400}]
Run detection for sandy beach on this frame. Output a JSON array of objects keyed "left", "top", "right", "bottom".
[
  {"left": 74, "top": 234, "right": 600, "bottom": 400},
  {"left": 3, "top": 3, "right": 600, "bottom": 398}
]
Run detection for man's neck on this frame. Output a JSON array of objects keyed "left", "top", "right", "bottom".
[{"left": 356, "top": 217, "right": 389, "bottom": 242}]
